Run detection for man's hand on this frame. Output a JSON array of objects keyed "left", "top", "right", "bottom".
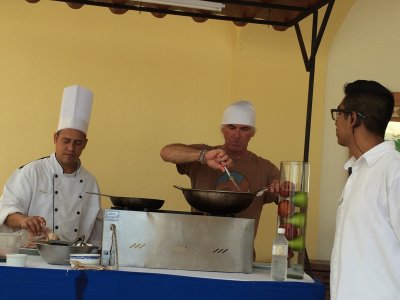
[
  {"left": 204, "top": 149, "right": 233, "bottom": 172},
  {"left": 269, "top": 179, "right": 281, "bottom": 194},
  {"left": 269, "top": 180, "right": 296, "bottom": 199},
  {"left": 20, "top": 216, "right": 47, "bottom": 236},
  {"left": 5, "top": 213, "right": 47, "bottom": 236}
]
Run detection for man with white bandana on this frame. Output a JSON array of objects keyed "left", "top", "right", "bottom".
[
  {"left": 160, "top": 100, "right": 280, "bottom": 238},
  {"left": 0, "top": 85, "right": 102, "bottom": 246}
]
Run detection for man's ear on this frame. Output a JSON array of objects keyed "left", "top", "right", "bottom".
[
  {"left": 83, "top": 138, "right": 88, "bottom": 149},
  {"left": 351, "top": 112, "right": 361, "bottom": 128},
  {"left": 53, "top": 132, "right": 58, "bottom": 144},
  {"left": 251, "top": 127, "right": 256, "bottom": 137}
]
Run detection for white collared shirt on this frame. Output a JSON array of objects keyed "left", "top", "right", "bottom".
[
  {"left": 0, "top": 153, "right": 102, "bottom": 246},
  {"left": 330, "top": 141, "right": 400, "bottom": 300}
]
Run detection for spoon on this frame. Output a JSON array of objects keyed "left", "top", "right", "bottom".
[
  {"left": 68, "top": 236, "right": 82, "bottom": 246},
  {"left": 69, "top": 235, "right": 86, "bottom": 246},
  {"left": 224, "top": 166, "right": 241, "bottom": 192}
]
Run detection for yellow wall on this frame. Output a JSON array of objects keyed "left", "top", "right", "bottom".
[{"left": 0, "top": 0, "right": 351, "bottom": 261}]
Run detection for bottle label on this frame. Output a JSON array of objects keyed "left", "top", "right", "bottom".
[{"left": 272, "top": 245, "right": 288, "bottom": 256}]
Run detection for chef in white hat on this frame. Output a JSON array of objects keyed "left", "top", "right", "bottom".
[
  {"left": 160, "top": 100, "right": 280, "bottom": 243},
  {"left": 0, "top": 85, "right": 102, "bottom": 246}
]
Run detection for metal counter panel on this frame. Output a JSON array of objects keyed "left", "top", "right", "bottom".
[{"left": 102, "top": 209, "right": 254, "bottom": 273}]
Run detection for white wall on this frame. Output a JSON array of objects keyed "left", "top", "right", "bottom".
[{"left": 318, "top": 0, "right": 400, "bottom": 259}]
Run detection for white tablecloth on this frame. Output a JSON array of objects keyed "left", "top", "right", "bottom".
[{"left": 1, "top": 255, "right": 315, "bottom": 283}]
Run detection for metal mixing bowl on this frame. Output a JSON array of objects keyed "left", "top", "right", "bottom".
[{"left": 36, "top": 243, "right": 99, "bottom": 265}]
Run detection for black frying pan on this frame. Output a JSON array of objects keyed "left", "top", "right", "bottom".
[
  {"left": 86, "top": 192, "right": 165, "bottom": 210},
  {"left": 173, "top": 185, "right": 267, "bottom": 215}
]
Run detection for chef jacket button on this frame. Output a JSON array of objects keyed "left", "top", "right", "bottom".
[
  {"left": 55, "top": 174, "right": 58, "bottom": 178},
  {"left": 74, "top": 229, "right": 78, "bottom": 232},
  {"left": 55, "top": 191, "right": 58, "bottom": 194},
  {"left": 55, "top": 226, "right": 59, "bottom": 229},
  {"left": 80, "top": 179, "right": 83, "bottom": 183},
  {"left": 79, "top": 195, "right": 82, "bottom": 199},
  {"left": 77, "top": 211, "right": 80, "bottom": 215},
  {"left": 55, "top": 208, "right": 58, "bottom": 212}
]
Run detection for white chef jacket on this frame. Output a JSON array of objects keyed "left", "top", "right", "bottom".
[
  {"left": 330, "top": 141, "right": 400, "bottom": 300},
  {"left": 0, "top": 153, "right": 103, "bottom": 246}
]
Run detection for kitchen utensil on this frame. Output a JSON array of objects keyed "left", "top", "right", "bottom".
[
  {"left": 36, "top": 243, "right": 99, "bottom": 265},
  {"left": 86, "top": 192, "right": 164, "bottom": 210},
  {"left": 223, "top": 166, "right": 241, "bottom": 192},
  {"left": 6, "top": 253, "right": 28, "bottom": 267},
  {"left": 69, "top": 253, "right": 101, "bottom": 266},
  {"left": 18, "top": 247, "right": 39, "bottom": 256},
  {"left": 256, "top": 188, "right": 269, "bottom": 196},
  {"left": 68, "top": 235, "right": 85, "bottom": 246},
  {"left": 110, "top": 224, "right": 119, "bottom": 270},
  {"left": 0, "top": 232, "right": 23, "bottom": 261},
  {"left": 173, "top": 185, "right": 268, "bottom": 215},
  {"left": 48, "top": 240, "right": 69, "bottom": 246}
]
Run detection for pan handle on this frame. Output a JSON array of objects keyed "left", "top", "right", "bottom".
[
  {"left": 86, "top": 191, "right": 113, "bottom": 198},
  {"left": 173, "top": 185, "right": 185, "bottom": 191},
  {"left": 255, "top": 188, "right": 269, "bottom": 197},
  {"left": 174, "top": 185, "right": 268, "bottom": 195}
]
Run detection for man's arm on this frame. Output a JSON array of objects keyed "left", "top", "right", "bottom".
[
  {"left": 0, "top": 164, "right": 47, "bottom": 236},
  {"left": 160, "top": 143, "right": 203, "bottom": 164},
  {"left": 160, "top": 143, "right": 233, "bottom": 172},
  {"left": 5, "top": 213, "right": 46, "bottom": 236}
]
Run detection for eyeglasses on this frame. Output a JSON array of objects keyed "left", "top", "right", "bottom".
[{"left": 330, "top": 109, "right": 366, "bottom": 121}]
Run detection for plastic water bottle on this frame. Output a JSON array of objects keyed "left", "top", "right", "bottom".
[{"left": 271, "top": 227, "right": 288, "bottom": 281}]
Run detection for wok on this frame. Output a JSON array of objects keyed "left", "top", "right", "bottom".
[
  {"left": 173, "top": 185, "right": 267, "bottom": 215},
  {"left": 87, "top": 192, "right": 165, "bottom": 210}
]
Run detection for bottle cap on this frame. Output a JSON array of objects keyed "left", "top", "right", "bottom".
[{"left": 277, "top": 228, "right": 285, "bottom": 234}]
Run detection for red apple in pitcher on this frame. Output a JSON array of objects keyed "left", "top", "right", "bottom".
[
  {"left": 279, "top": 181, "right": 296, "bottom": 198},
  {"left": 288, "top": 249, "right": 294, "bottom": 260},
  {"left": 279, "top": 223, "right": 299, "bottom": 240},
  {"left": 278, "top": 200, "right": 295, "bottom": 218}
]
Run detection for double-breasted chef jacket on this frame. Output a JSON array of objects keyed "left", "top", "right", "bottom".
[{"left": 0, "top": 153, "right": 102, "bottom": 246}]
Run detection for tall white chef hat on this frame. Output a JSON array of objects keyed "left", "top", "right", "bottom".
[
  {"left": 57, "top": 85, "right": 93, "bottom": 134},
  {"left": 221, "top": 100, "right": 256, "bottom": 127}
]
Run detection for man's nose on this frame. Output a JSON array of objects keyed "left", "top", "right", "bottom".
[
  {"left": 233, "top": 129, "right": 241, "bottom": 138},
  {"left": 67, "top": 142, "right": 75, "bottom": 151}
]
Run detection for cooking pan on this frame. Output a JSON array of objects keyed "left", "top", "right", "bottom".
[
  {"left": 86, "top": 192, "right": 165, "bottom": 210},
  {"left": 173, "top": 185, "right": 267, "bottom": 215}
]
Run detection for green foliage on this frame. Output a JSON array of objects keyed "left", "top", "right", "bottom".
[{"left": 396, "top": 139, "right": 400, "bottom": 152}]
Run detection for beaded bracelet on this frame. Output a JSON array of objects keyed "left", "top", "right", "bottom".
[{"left": 198, "top": 149, "right": 208, "bottom": 164}]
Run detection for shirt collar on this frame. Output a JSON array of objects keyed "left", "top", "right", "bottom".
[
  {"left": 50, "top": 153, "right": 81, "bottom": 176},
  {"left": 344, "top": 141, "right": 395, "bottom": 171}
]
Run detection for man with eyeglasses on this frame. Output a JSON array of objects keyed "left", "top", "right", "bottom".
[{"left": 329, "top": 80, "right": 400, "bottom": 300}]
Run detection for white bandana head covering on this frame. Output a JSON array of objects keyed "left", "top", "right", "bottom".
[
  {"left": 57, "top": 85, "right": 93, "bottom": 134},
  {"left": 221, "top": 100, "right": 256, "bottom": 127}
]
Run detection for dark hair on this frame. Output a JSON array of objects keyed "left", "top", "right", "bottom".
[{"left": 343, "top": 80, "right": 394, "bottom": 137}]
